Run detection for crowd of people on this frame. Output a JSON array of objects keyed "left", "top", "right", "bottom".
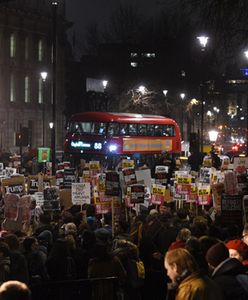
[{"left": 0, "top": 201, "right": 246, "bottom": 299}]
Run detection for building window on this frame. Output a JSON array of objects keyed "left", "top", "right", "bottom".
[
  {"left": 38, "top": 39, "right": 43, "bottom": 61},
  {"left": 24, "top": 76, "right": 30, "bottom": 103},
  {"left": 10, "top": 74, "right": 15, "bottom": 102},
  {"left": 130, "top": 62, "right": 138, "bottom": 68},
  {"left": 25, "top": 37, "right": 29, "bottom": 60},
  {"left": 141, "top": 53, "right": 156, "bottom": 58},
  {"left": 38, "top": 78, "right": 43, "bottom": 104},
  {"left": 130, "top": 52, "right": 138, "bottom": 58},
  {"left": 10, "top": 33, "right": 16, "bottom": 58}
]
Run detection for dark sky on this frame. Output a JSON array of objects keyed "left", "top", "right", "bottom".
[{"left": 66, "top": 0, "right": 162, "bottom": 40}]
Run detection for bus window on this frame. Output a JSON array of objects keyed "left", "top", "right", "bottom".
[
  {"left": 163, "top": 124, "right": 175, "bottom": 136},
  {"left": 120, "top": 123, "right": 128, "bottom": 135},
  {"left": 94, "top": 122, "right": 106, "bottom": 135},
  {"left": 147, "top": 124, "right": 154, "bottom": 136},
  {"left": 138, "top": 124, "right": 147, "bottom": 136},
  {"left": 128, "top": 124, "right": 137, "bottom": 136},
  {"left": 108, "top": 123, "right": 119, "bottom": 136},
  {"left": 154, "top": 125, "right": 162, "bottom": 136}
]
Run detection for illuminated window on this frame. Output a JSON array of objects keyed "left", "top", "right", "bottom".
[
  {"left": 142, "top": 53, "right": 156, "bottom": 58},
  {"left": 130, "top": 62, "right": 138, "bottom": 68},
  {"left": 10, "top": 33, "right": 16, "bottom": 58},
  {"left": 10, "top": 74, "right": 15, "bottom": 102},
  {"left": 24, "top": 76, "right": 30, "bottom": 103},
  {"left": 38, "top": 39, "right": 43, "bottom": 61},
  {"left": 25, "top": 37, "right": 29, "bottom": 60},
  {"left": 38, "top": 78, "right": 43, "bottom": 104},
  {"left": 130, "top": 52, "right": 138, "bottom": 57}
]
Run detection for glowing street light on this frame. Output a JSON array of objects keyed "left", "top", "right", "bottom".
[
  {"left": 208, "top": 130, "right": 218, "bottom": 143},
  {"left": 180, "top": 93, "right": 186, "bottom": 100},
  {"left": 138, "top": 85, "right": 147, "bottom": 95},
  {"left": 40, "top": 71, "right": 48, "bottom": 146},
  {"left": 197, "top": 36, "right": 209, "bottom": 50},
  {"left": 163, "top": 89, "right": 168, "bottom": 97},
  {"left": 102, "top": 80, "right": 108, "bottom": 89}
]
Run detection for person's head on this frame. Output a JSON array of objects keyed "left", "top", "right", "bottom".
[
  {"left": 3, "top": 234, "right": 20, "bottom": 251},
  {"left": 242, "top": 223, "right": 248, "bottom": 246},
  {"left": 225, "top": 239, "right": 248, "bottom": 261},
  {"left": 22, "top": 237, "right": 39, "bottom": 253},
  {"left": 205, "top": 242, "right": 229, "bottom": 270},
  {"left": 0, "top": 281, "right": 31, "bottom": 300},
  {"left": 164, "top": 248, "right": 198, "bottom": 283},
  {"left": 0, "top": 242, "right": 9, "bottom": 258},
  {"left": 176, "top": 228, "right": 191, "bottom": 242},
  {"left": 159, "top": 203, "right": 171, "bottom": 216}
]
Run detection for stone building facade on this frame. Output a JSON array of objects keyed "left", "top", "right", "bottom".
[{"left": 0, "top": 0, "right": 67, "bottom": 153}]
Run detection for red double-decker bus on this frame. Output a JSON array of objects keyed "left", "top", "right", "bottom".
[{"left": 64, "top": 112, "right": 181, "bottom": 160}]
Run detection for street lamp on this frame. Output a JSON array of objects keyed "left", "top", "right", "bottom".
[
  {"left": 138, "top": 85, "right": 147, "bottom": 95},
  {"left": 244, "top": 50, "right": 248, "bottom": 155},
  {"left": 102, "top": 80, "right": 108, "bottom": 89},
  {"left": 40, "top": 71, "right": 47, "bottom": 146},
  {"left": 51, "top": 0, "right": 58, "bottom": 176},
  {"left": 180, "top": 93, "right": 186, "bottom": 140},
  {"left": 197, "top": 35, "right": 209, "bottom": 153},
  {"left": 163, "top": 89, "right": 168, "bottom": 97},
  {"left": 209, "top": 130, "right": 218, "bottom": 143}
]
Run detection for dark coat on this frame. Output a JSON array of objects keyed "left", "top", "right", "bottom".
[{"left": 212, "top": 258, "right": 248, "bottom": 300}]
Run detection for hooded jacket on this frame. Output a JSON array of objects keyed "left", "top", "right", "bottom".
[{"left": 211, "top": 258, "right": 248, "bottom": 300}]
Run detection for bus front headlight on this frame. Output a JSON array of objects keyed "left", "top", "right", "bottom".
[{"left": 109, "top": 144, "right": 117, "bottom": 152}]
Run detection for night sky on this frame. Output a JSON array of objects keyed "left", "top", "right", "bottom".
[{"left": 66, "top": 0, "right": 164, "bottom": 42}]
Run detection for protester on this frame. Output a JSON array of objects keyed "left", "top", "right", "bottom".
[
  {"left": 0, "top": 280, "right": 31, "bottom": 300},
  {"left": 164, "top": 248, "right": 222, "bottom": 300},
  {"left": 206, "top": 242, "right": 248, "bottom": 299},
  {"left": 225, "top": 239, "right": 248, "bottom": 266}
]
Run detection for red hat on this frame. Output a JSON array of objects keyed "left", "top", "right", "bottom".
[
  {"left": 206, "top": 242, "right": 229, "bottom": 268},
  {"left": 226, "top": 239, "right": 248, "bottom": 256}
]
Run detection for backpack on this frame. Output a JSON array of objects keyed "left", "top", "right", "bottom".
[{"left": 127, "top": 259, "right": 145, "bottom": 289}]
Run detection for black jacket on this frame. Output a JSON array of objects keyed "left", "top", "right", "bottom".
[{"left": 212, "top": 258, "right": 248, "bottom": 300}]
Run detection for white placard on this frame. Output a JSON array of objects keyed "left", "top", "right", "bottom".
[
  {"left": 135, "top": 169, "right": 152, "bottom": 191},
  {"left": 71, "top": 182, "right": 91, "bottom": 205},
  {"left": 34, "top": 192, "right": 44, "bottom": 207}
]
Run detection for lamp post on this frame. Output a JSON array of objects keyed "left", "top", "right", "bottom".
[
  {"left": 244, "top": 50, "right": 248, "bottom": 155},
  {"left": 102, "top": 80, "right": 108, "bottom": 110},
  {"left": 51, "top": 0, "right": 58, "bottom": 176},
  {"left": 40, "top": 71, "right": 47, "bottom": 146},
  {"left": 197, "top": 35, "right": 209, "bottom": 153},
  {"left": 180, "top": 93, "right": 186, "bottom": 140}
]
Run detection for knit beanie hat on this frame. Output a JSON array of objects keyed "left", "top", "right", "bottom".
[
  {"left": 226, "top": 239, "right": 248, "bottom": 257},
  {"left": 206, "top": 242, "right": 229, "bottom": 268}
]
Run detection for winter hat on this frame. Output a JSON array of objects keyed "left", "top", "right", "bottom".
[
  {"left": 206, "top": 242, "right": 229, "bottom": 268},
  {"left": 226, "top": 239, "right": 248, "bottom": 257},
  {"left": 149, "top": 209, "right": 158, "bottom": 216},
  {"left": 94, "top": 228, "right": 112, "bottom": 246}
]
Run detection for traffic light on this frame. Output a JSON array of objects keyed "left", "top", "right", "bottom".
[{"left": 15, "top": 127, "right": 29, "bottom": 147}]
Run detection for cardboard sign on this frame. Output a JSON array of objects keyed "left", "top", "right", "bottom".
[
  {"left": 27, "top": 175, "right": 52, "bottom": 194},
  {"left": 130, "top": 184, "right": 145, "bottom": 204},
  {"left": 122, "top": 168, "right": 137, "bottom": 186},
  {"left": 34, "top": 192, "right": 44, "bottom": 207},
  {"left": 71, "top": 182, "right": 91, "bottom": 205},
  {"left": 38, "top": 147, "right": 51, "bottom": 163},
  {"left": 233, "top": 157, "right": 248, "bottom": 174},
  {"left": 105, "top": 171, "right": 120, "bottom": 196},
  {"left": 63, "top": 168, "right": 76, "bottom": 188},
  {"left": 122, "top": 159, "right": 135, "bottom": 169},
  {"left": 135, "top": 169, "right": 152, "bottom": 191},
  {"left": 2, "top": 176, "right": 25, "bottom": 195},
  {"left": 59, "top": 189, "right": 72, "bottom": 209},
  {"left": 221, "top": 194, "right": 243, "bottom": 226}
]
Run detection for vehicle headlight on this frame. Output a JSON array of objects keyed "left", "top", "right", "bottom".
[{"left": 109, "top": 144, "right": 117, "bottom": 152}]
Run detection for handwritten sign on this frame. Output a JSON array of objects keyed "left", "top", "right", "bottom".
[{"left": 71, "top": 183, "right": 91, "bottom": 205}]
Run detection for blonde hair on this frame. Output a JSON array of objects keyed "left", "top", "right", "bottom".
[{"left": 165, "top": 248, "right": 198, "bottom": 274}]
